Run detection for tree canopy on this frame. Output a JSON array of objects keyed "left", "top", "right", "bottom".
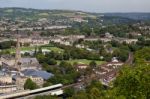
[{"left": 24, "top": 78, "right": 39, "bottom": 90}]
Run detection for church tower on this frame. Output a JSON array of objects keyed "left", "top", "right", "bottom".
[{"left": 15, "top": 31, "right": 21, "bottom": 70}]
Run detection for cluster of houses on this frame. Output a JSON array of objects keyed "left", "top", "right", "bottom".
[
  {"left": 71, "top": 57, "right": 124, "bottom": 87},
  {"left": 95, "top": 57, "right": 124, "bottom": 86},
  {"left": 70, "top": 16, "right": 88, "bottom": 23},
  {"left": 0, "top": 16, "right": 72, "bottom": 32},
  {"left": 50, "top": 35, "right": 85, "bottom": 46},
  {"left": 0, "top": 54, "right": 53, "bottom": 93},
  {"left": 48, "top": 33, "right": 139, "bottom": 50},
  {"left": 0, "top": 30, "right": 139, "bottom": 51},
  {"left": 84, "top": 32, "right": 138, "bottom": 44},
  {"left": 0, "top": 37, "right": 53, "bottom": 94},
  {"left": 20, "top": 37, "right": 50, "bottom": 46}
]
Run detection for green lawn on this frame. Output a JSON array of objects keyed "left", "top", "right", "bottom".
[
  {"left": 43, "top": 47, "right": 64, "bottom": 53},
  {"left": 4, "top": 46, "right": 64, "bottom": 53},
  {"left": 57, "top": 59, "right": 105, "bottom": 65}
]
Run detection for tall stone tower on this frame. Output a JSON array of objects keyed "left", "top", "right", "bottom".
[{"left": 15, "top": 31, "right": 21, "bottom": 70}]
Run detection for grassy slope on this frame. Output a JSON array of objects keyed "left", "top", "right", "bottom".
[
  {"left": 4, "top": 46, "right": 64, "bottom": 53},
  {"left": 57, "top": 59, "right": 105, "bottom": 65}
]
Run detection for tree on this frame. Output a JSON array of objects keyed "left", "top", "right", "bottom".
[
  {"left": 70, "top": 91, "right": 89, "bottom": 99},
  {"left": 34, "top": 46, "right": 38, "bottom": 56},
  {"left": 43, "top": 82, "right": 52, "bottom": 87},
  {"left": 24, "top": 52, "right": 30, "bottom": 56},
  {"left": 59, "top": 61, "right": 74, "bottom": 74},
  {"left": 86, "top": 80, "right": 103, "bottom": 93},
  {"left": 38, "top": 47, "right": 42, "bottom": 54},
  {"left": 47, "top": 59, "right": 57, "bottom": 65},
  {"left": 64, "top": 87, "right": 75, "bottom": 97},
  {"left": 89, "top": 61, "right": 97, "bottom": 68},
  {"left": 89, "top": 88, "right": 101, "bottom": 99},
  {"left": 113, "top": 64, "right": 150, "bottom": 99},
  {"left": 81, "top": 25, "right": 92, "bottom": 36},
  {"left": 34, "top": 95, "right": 57, "bottom": 99},
  {"left": 47, "top": 61, "right": 79, "bottom": 85},
  {"left": 63, "top": 51, "right": 70, "bottom": 60},
  {"left": 24, "top": 78, "right": 39, "bottom": 90},
  {"left": 113, "top": 48, "right": 129, "bottom": 62},
  {"left": 36, "top": 54, "right": 46, "bottom": 63},
  {"left": 69, "top": 81, "right": 103, "bottom": 99},
  {"left": 135, "top": 47, "right": 150, "bottom": 63},
  {"left": 0, "top": 41, "right": 16, "bottom": 49}
]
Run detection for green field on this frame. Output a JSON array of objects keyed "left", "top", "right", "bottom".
[
  {"left": 38, "top": 13, "right": 49, "bottom": 16},
  {"left": 57, "top": 59, "right": 105, "bottom": 65},
  {"left": 42, "top": 47, "right": 64, "bottom": 52},
  {"left": 4, "top": 46, "right": 64, "bottom": 53}
]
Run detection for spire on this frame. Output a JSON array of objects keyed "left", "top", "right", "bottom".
[{"left": 15, "top": 30, "right": 21, "bottom": 70}]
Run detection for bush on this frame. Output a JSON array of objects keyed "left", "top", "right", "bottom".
[{"left": 24, "top": 78, "right": 39, "bottom": 90}]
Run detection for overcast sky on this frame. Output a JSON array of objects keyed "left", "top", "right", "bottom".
[{"left": 0, "top": 0, "right": 150, "bottom": 12}]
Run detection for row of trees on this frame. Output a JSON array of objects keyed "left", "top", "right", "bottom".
[
  {"left": 0, "top": 40, "right": 16, "bottom": 49},
  {"left": 36, "top": 45, "right": 102, "bottom": 65}
]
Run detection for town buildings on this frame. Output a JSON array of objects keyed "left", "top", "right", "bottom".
[
  {"left": 95, "top": 58, "right": 124, "bottom": 86},
  {"left": 0, "top": 35, "right": 53, "bottom": 94},
  {"left": 0, "top": 71, "right": 17, "bottom": 93},
  {"left": 1, "top": 55, "right": 41, "bottom": 71},
  {"left": 15, "top": 76, "right": 44, "bottom": 90},
  {"left": 0, "top": 85, "right": 17, "bottom": 94}
]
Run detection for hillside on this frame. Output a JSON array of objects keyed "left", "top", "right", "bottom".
[
  {"left": 0, "top": 8, "right": 96, "bottom": 21},
  {"left": 0, "top": 8, "right": 149, "bottom": 25}
]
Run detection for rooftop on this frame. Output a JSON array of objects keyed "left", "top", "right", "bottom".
[{"left": 21, "top": 69, "right": 54, "bottom": 80}]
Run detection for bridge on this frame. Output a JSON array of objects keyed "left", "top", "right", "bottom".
[{"left": 0, "top": 84, "right": 63, "bottom": 99}]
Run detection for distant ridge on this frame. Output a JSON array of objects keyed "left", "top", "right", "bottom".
[{"left": 0, "top": 7, "right": 150, "bottom": 21}]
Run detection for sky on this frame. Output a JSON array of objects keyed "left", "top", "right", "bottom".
[{"left": 0, "top": 0, "right": 150, "bottom": 12}]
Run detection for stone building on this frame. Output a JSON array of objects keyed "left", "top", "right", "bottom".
[
  {"left": 0, "top": 71, "right": 13, "bottom": 84},
  {"left": 15, "top": 76, "right": 44, "bottom": 90},
  {"left": 0, "top": 71, "right": 17, "bottom": 94},
  {"left": 1, "top": 55, "right": 41, "bottom": 71}
]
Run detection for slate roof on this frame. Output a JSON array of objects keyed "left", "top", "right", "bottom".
[
  {"left": 0, "top": 71, "right": 5, "bottom": 76},
  {"left": 21, "top": 69, "right": 54, "bottom": 80}
]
